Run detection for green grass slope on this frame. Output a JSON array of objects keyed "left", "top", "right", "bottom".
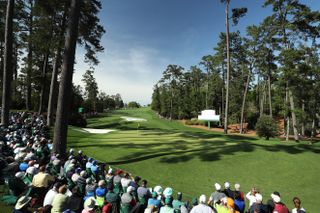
[{"left": 68, "top": 107, "right": 320, "bottom": 212}]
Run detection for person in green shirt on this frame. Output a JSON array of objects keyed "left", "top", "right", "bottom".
[{"left": 172, "top": 192, "right": 185, "bottom": 211}]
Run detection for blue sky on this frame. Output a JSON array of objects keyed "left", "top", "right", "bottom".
[{"left": 73, "top": 0, "right": 320, "bottom": 105}]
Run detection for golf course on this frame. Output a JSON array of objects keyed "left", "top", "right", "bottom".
[{"left": 67, "top": 107, "right": 320, "bottom": 212}]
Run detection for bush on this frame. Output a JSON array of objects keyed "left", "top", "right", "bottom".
[
  {"left": 255, "top": 115, "right": 278, "bottom": 140},
  {"left": 69, "top": 113, "right": 87, "bottom": 127}
]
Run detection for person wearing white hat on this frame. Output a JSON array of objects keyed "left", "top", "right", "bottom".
[
  {"left": 13, "top": 195, "right": 32, "bottom": 212},
  {"left": 248, "top": 193, "right": 268, "bottom": 213},
  {"left": 272, "top": 192, "right": 289, "bottom": 213},
  {"left": 208, "top": 182, "right": 226, "bottom": 206},
  {"left": 83, "top": 196, "right": 96, "bottom": 213},
  {"left": 190, "top": 195, "right": 214, "bottom": 213},
  {"left": 222, "top": 181, "right": 233, "bottom": 198},
  {"left": 121, "top": 185, "right": 136, "bottom": 211},
  {"left": 51, "top": 185, "right": 69, "bottom": 213}
]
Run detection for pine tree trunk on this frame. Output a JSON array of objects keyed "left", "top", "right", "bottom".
[
  {"left": 260, "top": 82, "right": 266, "bottom": 117},
  {"left": 47, "top": 49, "right": 61, "bottom": 126},
  {"left": 221, "top": 63, "right": 225, "bottom": 126},
  {"left": 26, "top": 0, "right": 33, "bottom": 111},
  {"left": 285, "top": 83, "right": 289, "bottom": 141},
  {"left": 289, "top": 89, "right": 299, "bottom": 142},
  {"left": 240, "top": 69, "right": 251, "bottom": 134},
  {"left": 1, "top": 0, "right": 14, "bottom": 127},
  {"left": 268, "top": 73, "right": 272, "bottom": 117},
  {"left": 224, "top": 0, "right": 230, "bottom": 134},
  {"left": 301, "top": 100, "right": 305, "bottom": 136},
  {"left": 38, "top": 53, "right": 49, "bottom": 114},
  {"left": 53, "top": 0, "right": 82, "bottom": 157}
]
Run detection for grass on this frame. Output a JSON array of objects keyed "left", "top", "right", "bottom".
[{"left": 68, "top": 107, "right": 320, "bottom": 212}]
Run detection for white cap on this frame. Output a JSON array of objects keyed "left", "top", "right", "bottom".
[
  {"left": 215, "top": 183, "right": 221, "bottom": 191},
  {"left": 224, "top": 182, "right": 230, "bottom": 189},
  {"left": 235, "top": 183, "right": 240, "bottom": 191},
  {"left": 15, "top": 171, "right": 25, "bottom": 179},
  {"left": 199, "top": 195, "right": 206, "bottom": 203},
  {"left": 271, "top": 194, "right": 281, "bottom": 203}
]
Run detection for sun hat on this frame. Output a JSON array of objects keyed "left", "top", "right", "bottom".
[
  {"left": 255, "top": 193, "right": 263, "bottom": 202},
  {"left": 163, "top": 187, "right": 173, "bottom": 197},
  {"left": 84, "top": 197, "right": 96, "bottom": 211},
  {"left": 224, "top": 182, "right": 230, "bottom": 189},
  {"left": 199, "top": 195, "right": 206, "bottom": 203},
  {"left": 215, "top": 183, "right": 221, "bottom": 191},
  {"left": 15, "top": 196, "right": 32, "bottom": 210}
]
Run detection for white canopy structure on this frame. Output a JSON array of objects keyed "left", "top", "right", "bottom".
[{"left": 198, "top": 110, "right": 220, "bottom": 128}]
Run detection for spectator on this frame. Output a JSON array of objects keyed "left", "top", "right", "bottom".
[
  {"left": 148, "top": 191, "right": 161, "bottom": 210},
  {"left": 67, "top": 186, "right": 84, "bottom": 213},
  {"left": 121, "top": 186, "right": 137, "bottom": 211},
  {"left": 234, "top": 190, "right": 245, "bottom": 213},
  {"left": 208, "top": 183, "right": 226, "bottom": 206},
  {"left": 272, "top": 193, "right": 289, "bottom": 213},
  {"left": 51, "top": 185, "right": 69, "bottom": 213},
  {"left": 137, "top": 179, "right": 151, "bottom": 206},
  {"left": 9, "top": 172, "right": 28, "bottom": 197},
  {"left": 83, "top": 196, "right": 97, "bottom": 213},
  {"left": 43, "top": 182, "right": 62, "bottom": 207},
  {"left": 246, "top": 187, "right": 258, "bottom": 208},
  {"left": 172, "top": 192, "right": 185, "bottom": 211},
  {"left": 291, "top": 197, "right": 305, "bottom": 213},
  {"left": 222, "top": 182, "right": 233, "bottom": 198},
  {"left": 160, "top": 196, "right": 174, "bottom": 213},
  {"left": 190, "top": 195, "right": 214, "bottom": 213},
  {"left": 32, "top": 165, "right": 55, "bottom": 188},
  {"left": 248, "top": 193, "right": 267, "bottom": 213}
]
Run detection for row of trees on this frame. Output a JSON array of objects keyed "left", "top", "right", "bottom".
[
  {"left": 0, "top": 0, "right": 106, "bottom": 156},
  {"left": 151, "top": 0, "right": 320, "bottom": 141}
]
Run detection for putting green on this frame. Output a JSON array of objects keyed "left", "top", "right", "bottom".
[{"left": 68, "top": 107, "right": 320, "bottom": 212}]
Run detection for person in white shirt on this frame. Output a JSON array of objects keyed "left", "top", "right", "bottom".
[
  {"left": 43, "top": 182, "right": 62, "bottom": 207},
  {"left": 190, "top": 195, "right": 214, "bottom": 213},
  {"left": 246, "top": 187, "right": 258, "bottom": 208}
]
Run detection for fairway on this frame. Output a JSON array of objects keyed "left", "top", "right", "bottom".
[{"left": 68, "top": 108, "right": 320, "bottom": 211}]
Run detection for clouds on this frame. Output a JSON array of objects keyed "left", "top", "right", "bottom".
[{"left": 73, "top": 42, "right": 168, "bottom": 105}]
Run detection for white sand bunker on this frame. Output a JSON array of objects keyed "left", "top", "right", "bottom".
[
  {"left": 82, "top": 128, "right": 115, "bottom": 134},
  {"left": 121, "top": 116, "right": 147, "bottom": 122}
]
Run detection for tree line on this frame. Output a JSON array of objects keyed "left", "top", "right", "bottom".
[{"left": 151, "top": 0, "right": 320, "bottom": 141}]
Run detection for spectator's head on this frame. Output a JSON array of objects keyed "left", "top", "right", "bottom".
[
  {"left": 15, "top": 171, "right": 25, "bottom": 179},
  {"left": 192, "top": 197, "right": 198, "bottom": 206},
  {"left": 177, "top": 192, "right": 182, "bottom": 201},
  {"left": 271, "top": 192, "right": 281, "bottom": 203},
  {"left": 142, "top": 179, "right": 148, "bottom": 186},
  {"left": 78, "top": 150, "right": 83, "bottom": 155},
  {"left": 53, "top": 182, "right": 63, "bottom": 192},
  {"left": 234, "top": 183, "right": 241, "bottom": 191},
  {"left": 39, "top": 165, "right": 45, "bottom": 172},
  {"left": 127, "top": 186, "right": 135, "bottom": 194},
  {"left": 154, "top": 186, "right": 163, "bottom": 195},
  {"left": 124, "top": 172, "right": 130, "bottom": 178},
  {"left": 98, "top": 180, "right": 105, "bottom": 187},
  {"left": 224, "top": 182, "right": 230, "bottom": 189},
  {"left": 251, "top": 187, "right": 258, "bottom": 195},
  {"left": 134, "top": 176, "right": 141, "bottom": 183},
  {"left": 58, "top": 185, "right": 67, "bottom": 194},
  {"left": 107, "top": 183, "right": 114, "bottom": 191},
  {"left": 80, "top": 170, "right": 87, "bottom": 178},
  {"left": 199, "top": 195, "right": 206, "bottom": 204},
  {"left": 293, "top": 197, "right": 301, "bottom": 208},
  {"left": 214, "top": 183, "right": 221, "bottom": 191}
]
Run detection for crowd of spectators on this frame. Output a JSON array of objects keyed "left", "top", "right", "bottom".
[{"left": 0, "top": 112, "right": 306, "bottom": 213}]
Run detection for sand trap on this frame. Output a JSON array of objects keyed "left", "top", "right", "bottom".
[
  {"left": 82, "top": 128, "right": 115, "bottom": 134},
  {"left": 121, "top": 116, "right": 147, "bottom": 122}
]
